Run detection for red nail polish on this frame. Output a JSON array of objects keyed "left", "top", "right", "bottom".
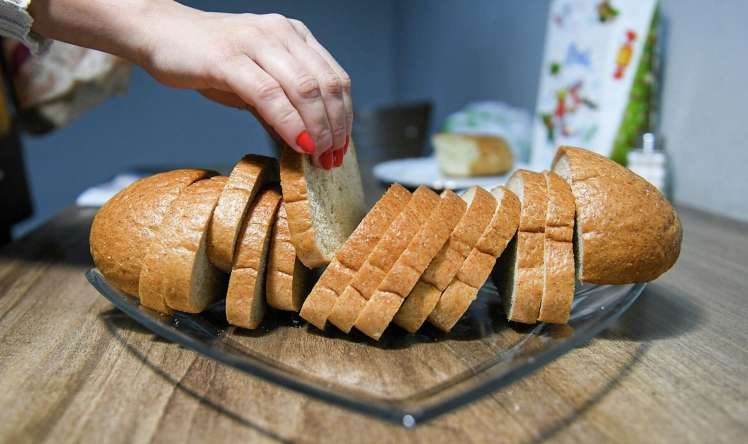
[
  {"left": 333, "top": 148, "right": 344, "bottom": 167},
  {"left": 343, "top": 136, "right": 350, "bottom": 154},
  {"left": 296, "top": 131, "right": 315, "bottom": 154},
  {"left": 320, "top": 150, "right": 334, "bottom": 170}
]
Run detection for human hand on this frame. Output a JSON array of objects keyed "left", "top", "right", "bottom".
[{"left": 140, "top": 5, "right": 352, "bottom": 168}]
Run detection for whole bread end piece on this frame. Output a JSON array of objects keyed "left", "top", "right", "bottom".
[
  {"left": 90, "top": 169, "right": 214, "bottom": 297},
  {"left": 552, "top": 146, "right": 682, "bottom": 284},
  {"left": 208, "top": 154, "right": 278, "bottom": 273},
  {"left": 280, "top": 143, "right": 366, "bottom": 269}
]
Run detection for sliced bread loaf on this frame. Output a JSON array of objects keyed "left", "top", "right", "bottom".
[
  {"left": 494, "top": 170, "right": 548, "bottom": 324},
  {"left": 552, "top": 146, "right": 682, "bottom": 283},
  {"left": 90, "top": 169, "right": 214, "bottom": 297},
  {"left": 208, "top": 155, "right": 278, "bottom": 273},
  {"left": 139, "top": 176, "right": 228, "bottom": 314},
  {"left": 538, "top": 171, "right": 576, "bottom": 324},
  {"left": 299, "top": 184, "right": 411, "bottom": 329},
  {"left": 429, "top": 186, "right": 520, "bottom": 331},
  {"left": 226, "top": 186, "right": 282, "bottom": 329},
  {"left": 266, "top": 202, "right": 309, "bottom": 312},
  {"left": 328, "top": 186, "right": 440, "bottom": 333},
  {"left": 280, "top": 143, "right": 366, "bottom": 269},
  {"left": 393, "top": 186, "right": 497, "bottom": 333},
  {"left": 354, "top": 190, "right": 466, "bottom": 340}
]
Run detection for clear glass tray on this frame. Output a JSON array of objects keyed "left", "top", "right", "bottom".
[{"left": 86, "top": 268, "right": 644, "bottom": 427}]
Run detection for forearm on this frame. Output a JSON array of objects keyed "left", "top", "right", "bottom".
[{"left": 28, "top": 0, "right": 194, "bottom": 65}]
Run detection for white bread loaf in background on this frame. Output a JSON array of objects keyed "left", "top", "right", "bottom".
[{"left": 433, "top": 133, "right": 513, "bottom": 177}]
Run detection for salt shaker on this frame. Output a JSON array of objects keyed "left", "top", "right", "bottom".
[{"left": 627, "top": 133, "right": 671, "bottom": 199}]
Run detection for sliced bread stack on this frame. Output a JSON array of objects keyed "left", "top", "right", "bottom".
[
  {"left": 91, "top": 144, "right": 682, "bottom": 339},
  {"left": 299, "top": 184, "right": 411, "bottom": 329}
]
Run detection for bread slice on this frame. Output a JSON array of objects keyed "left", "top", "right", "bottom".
[
  {"left": 280, "top": 143, "right": 366, "bottom": 268},
  {"left": 429, "top": 186, "right": 520, "bottom": 331},
  {"left": 354, "top": 190, "right": 466, "bottom": 340},
  {"left": 552, "top": 146, "right": 682, "bottom": 283},
  {"left": 90, "top": 169, "right": 214, "bottom": 297},
  {"left": 393, "top": 186, "right": 497, "bottom": 333},
  {"left": 139, "top": 176, "right": 228, "bottom": 314},
  {"left": 328, "top": 186, "right": 440, "bottom": 333},
  {"left": 433, "top": 133, "right": 514, "bottom": 177},
  {"left": 208, "top": 155, "right": 278, "bottom": 273},
  {"left": 226, "top": 186, "right": 282, "bottom": 329},
  {"left": 538, "top": 171, "right": 576, "bottom": 324},
  {"left": 266, "top": 202, "right": 309, "bottom": 312},
  {"left": 493, "top": 170, "right": 547, "bottom": 324},
  {"left": 299, "top": 184, "right": 411, "bottom": 329}
]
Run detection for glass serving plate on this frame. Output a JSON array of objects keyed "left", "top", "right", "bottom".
[{"left": 86, "top": 268, "right": 644, "bottom": 428}]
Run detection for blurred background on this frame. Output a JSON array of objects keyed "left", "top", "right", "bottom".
[{"left": 10, "top": 0, "right": 748, "bottom": 237}]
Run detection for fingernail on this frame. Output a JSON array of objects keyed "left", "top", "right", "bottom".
[
  {"left": 296, "top": 131, "right": 315, "bottom": 154},
  {"left": 320, "top": 150, "right": 334, "bottom": 170},
  {"left": 333, "top": 148, "right": 344, "bottom": 167},
  {"left": 343, "top": 136, "right": 350, "bottom": 154}
]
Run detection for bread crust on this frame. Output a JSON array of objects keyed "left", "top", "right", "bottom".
[
  {"left": 208, "top": 155, "right": 278, "bottom": 273},
  {"left": 226, "top": 186, "right": 282, "bottom": 329},
  {"left": 89, "top": 169, "right": 213, "bottom": 297},
  {"left": 327, "top": 186, "right": 439, "bottom": 333},
  {"left": 139, "top": 176, "right": 228, "bottom": 314},
  {"left": 280, "top": 144, "right": 366, "bottom": 268},
  {"left": 299, "top": 184, "right": 410, "bottom": 329},
  {"left": 394, "top": 186, "right": 497, "bottom": 333},
  {"left": 538, "top": 171, "right": 576, "bottom": 324},
  {"left": 266, "top": 203, "right": 309, "bottom": 312},
  {"left": 355, "top": 190, "right": 466, "bottom": 340},
  {"left": 552, "top": 146, "right": 682, "bottom": 283},
  {"left": 429, "top": 187, "right": 520, "bottom": 331}
]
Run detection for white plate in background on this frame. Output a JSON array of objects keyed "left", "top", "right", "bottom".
[{"left": 373, "top": 156, "right": 531, "bottom": 190}]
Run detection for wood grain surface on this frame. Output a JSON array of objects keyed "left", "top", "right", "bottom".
[{"left": 0, "top": 205, "right": 746, "bottom": 444}]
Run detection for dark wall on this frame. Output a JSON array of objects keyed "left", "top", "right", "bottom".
[{"left": 394, "top": 0, "right": 550, "bottom": 137}]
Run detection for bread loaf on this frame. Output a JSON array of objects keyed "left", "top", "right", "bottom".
[
  {"left": 280, "top": 143, "right": 366, "bottom": 269},
  {"left": 429, "top": 186, "right": 520, "bottom": 331},
  {"left": 538, "top": 171, "right": 575, "bottom": 324},
  {"left": 394, "top": 186, "right": 497, "bottom": 333},
  {"left": 354, "top": 190, "right": 466, "bottom": 340},
  {"left": 494, "top": 170, "right": 547, "bottom": 324},
  {"left": 266, "top": 203, "right": 309, "bottom": 312},
  {"left": 139, "top": 176, "right": 228, "bottom": 314},
  {"left": 299, "top": 184, "right": 410, "bottom": 329},
  {"left": 327, "top": 186, "right": 439, "bottom": 333},
  {"left": 551, "top": 146, "right": 682, "bottom": 283},
  {"left": 208, "top": 155, "right": 278, "bottom": 273},
  {"left": 226, "top": 186, "right": 282, "bottom": 329},
  {"left": 433, "top": 133, "right": 513, "bottom": 177},
  {"left": 89, "top": 169, "right": 214, "bottom": 297}
]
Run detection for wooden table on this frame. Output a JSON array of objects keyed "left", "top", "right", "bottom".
[{"left": 0, "top": 205, "right": 746, "bottom": 443}]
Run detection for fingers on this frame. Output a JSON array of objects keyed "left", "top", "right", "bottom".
[
  {"left": 218, "top": 56, "right": 315, "bottom": 157},
  {"left": 247, "top": 36, "right": 334, "bottom": 163},
  {"left": 283, "top": 38, "right": 347, "bottom": 160},
  {"left": 290, "top": 19, "right": 353, "bottom": 145}
]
